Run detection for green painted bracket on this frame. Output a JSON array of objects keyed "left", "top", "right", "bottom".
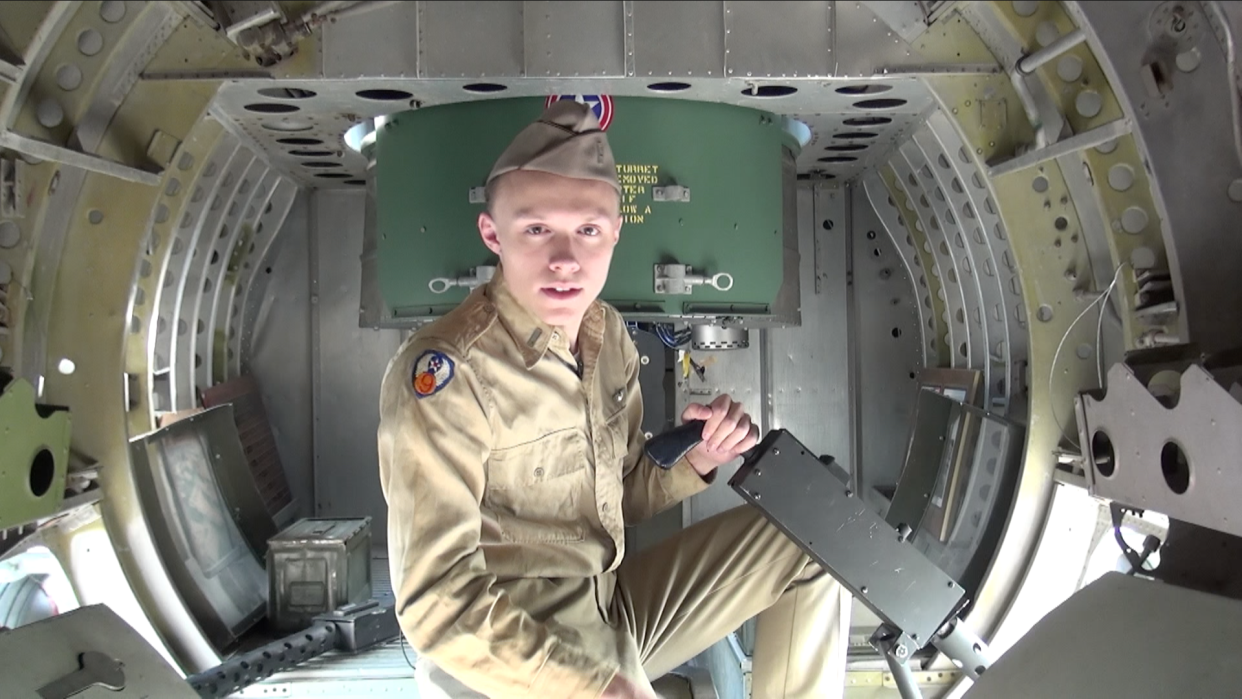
[{"left": 0, "top": 375, "right": 71, "bottom": 529}]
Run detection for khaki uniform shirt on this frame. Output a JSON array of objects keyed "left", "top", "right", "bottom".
[{"left": 378, "top": 271, "right": 711, "bottom": 698}]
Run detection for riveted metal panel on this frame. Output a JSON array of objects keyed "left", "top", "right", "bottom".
[
  {"left": 322, "top": 1, "right": 420, "bottom": 79},
  {"left": 836, "top": 1, "right": 930, "bottom": 77},
  {"left": 244, "top": 190, "right": 313, "bottom": 525},
  {"left": 767, "top": 185, "right": 850, "bottom": 462},
  {"left": 417, "top": 1, "right": 524, "bottom": 79},
  {"left": 632, "top": 1, "right": 725, "bottom": 78},
  {"left": 311, "top": 190, "right": 403, "bottom": 542},
  {"left": 852, "top": 183, "right": 924, "bottom": 504},
  {"left": 724, "top": 1, "right": 834, "bottom": 78},
  {"left": 524, "top": 1, "right": 625, "bottom": 78},
  {"left": 230, "top": 180, "right": 299, "bottom": 379}
]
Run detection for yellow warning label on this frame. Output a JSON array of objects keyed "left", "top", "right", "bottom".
[{"left": 616, "top": 163, "right": 660, "bottom": 225}]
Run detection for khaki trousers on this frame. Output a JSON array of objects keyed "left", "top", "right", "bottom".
[{"left": 417, "top": 505, "right": 851, "bottom": 699}]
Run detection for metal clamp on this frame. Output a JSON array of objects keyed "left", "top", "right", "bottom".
[
  {"left": 653, "top": 264, "right": 734, "bottom": 295},
  {"left": 428, "top": 265, "right": 496, "bottom": 294},
  {"left": 652, "top": 185, "right": 691, "bottom": 202}
]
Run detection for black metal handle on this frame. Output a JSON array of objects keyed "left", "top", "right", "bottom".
[{"left": 643, "top": 419, "right": 707, "bottom": 469}]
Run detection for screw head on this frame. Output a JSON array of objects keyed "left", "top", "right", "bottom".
[
  {"left": 772, "top": 448, "right": 780, "bottom": 456},
  {"left": 896, "top": 645, "right": 909, "bottom": 659}
]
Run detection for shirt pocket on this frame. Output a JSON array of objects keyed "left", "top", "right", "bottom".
[{"left": 484, "top": 427, "right": 591, "bottom": 543}]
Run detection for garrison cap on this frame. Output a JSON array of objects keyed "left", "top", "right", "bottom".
[{"left": 486, "top": 100, "right": 621, "bottom": 195}]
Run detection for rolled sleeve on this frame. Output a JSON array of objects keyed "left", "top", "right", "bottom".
[{"left": 379, "top": 337, "right": 617, "bottom": 698}]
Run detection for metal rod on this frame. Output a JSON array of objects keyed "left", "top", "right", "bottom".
[
  {"left": 185, "top": 622, "right": 338, "bottom": 698},
  {"left": 884, "top": 650, "right": 925, "bottom": 699},
  {"left": 931, "top": 618, "right": 993, "bottom": 681},
  {"left": 1018, "top": 27, "right": 1087, "bottom": 74},
  {"left": 0, "top": 131, "right": 162, "bottom": 186},
  {"left": 988, "top": 118, "right": 1131, "bottom": 178}
]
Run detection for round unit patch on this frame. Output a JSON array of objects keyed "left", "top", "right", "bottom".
[
  {"left": 412, "top": 349, "right": 454, "bottom": 398},
  {"left": 545, "top": 94, "right": 614, "bottom": 130}
]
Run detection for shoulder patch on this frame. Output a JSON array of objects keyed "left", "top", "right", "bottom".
[{"left": 411, "top": 349, "right": 455, "bottom": 398}]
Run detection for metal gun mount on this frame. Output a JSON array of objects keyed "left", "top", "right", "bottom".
[{"left": 728, "top": 429, "right": 994, "bottom": 698}]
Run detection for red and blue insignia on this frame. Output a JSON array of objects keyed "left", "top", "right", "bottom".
[{"left": 411, "top": 349, "right": 455, "bottom": 398}]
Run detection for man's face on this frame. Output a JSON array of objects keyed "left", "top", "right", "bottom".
[{"left": 478, "top": 170, "right": 622, "bottom": 330}]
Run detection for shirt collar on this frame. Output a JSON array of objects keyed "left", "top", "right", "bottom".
[{"left": 486, "top": 265, "right": 607, "bottom": 370}]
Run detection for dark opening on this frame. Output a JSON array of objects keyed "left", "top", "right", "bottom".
[
  {"left": 843, "top": 116, "right": 894, "bottom": 127},
  {"left": 647, "top": 82, "right": 692, "bottom": 92},
  {"left": 302, "top": 161, "right": 341, "bottom": 169},
  {"left": 356, "top": 88, "right": 413, "bottom": 101},
  {"left": 853, "top": 98, "right": 909, "bottom": 110},
  {"left": 892, "top": 327, "right": 902, "bottom": 338},
  {"left": 314, "top": 172, "right": 351, "bottom": 179},
  {"left": 244, "top": 102, "right": 300, "bottom": 114},
  {"left": 818, "top": 156, "right": 858, "bottom": 163},
  {"left": 825, "top": 143, "right": 868, "bottom": 152},
  {"left": 836, "top": 84, "right": 893, "bottom": 95},
  {"left": 463, "top": 83, "right": 508, "bottom": 93},
  {"left": 257, "top": 87, "right": 317, "bottom": 100},
  {"left": 1092, "top": 431, "right": 1115, "bottom": 477},
  {"left": 288, "top": 149, "right": 335, "bottom": 157},
  {"left": 834, "top": 132, "right": 879, "bottom": 140},
  {"left": 29, "top": 449, "right": 54, "bottom": 497},
  {"left": 1161, "top": 442, "right": 1190, "bottom": 494},
  {"left": 276, "top": 137, "right": 323, "bottom": 145},
  {"left": 1054, "top": 217, "right": 1069, "bottom": 231},
  {"left": 741, "top": 85, "right": 798, "bottom": 98},
  {"left": 344, "top": 179, "right": 366, "bottom": 186}
]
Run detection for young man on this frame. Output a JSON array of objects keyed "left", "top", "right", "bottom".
[{"left": 379, "top": 101, "right": 848, "bottom": 699}]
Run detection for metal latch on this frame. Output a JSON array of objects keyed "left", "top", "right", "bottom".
[
  {"left": 654, "top": 264, "right": 734, "bottom": 295},
  {"left": 652, "top": 185, "right": 690, "bottom": 202},
  {"left": 429, "top": 265, "right": 496, "bottom": 294}
]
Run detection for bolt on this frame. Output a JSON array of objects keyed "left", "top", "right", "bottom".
[
  {"left": 896, "top": 645, "right": 909, "bottom": 659},
  {"left": 754, "top": 492, "right": 762, "bottom": 501},
  {"left": 754, "top": 469, "right": 762, "bottom": 477},
  {"left": 861, "top": 585, "right": 869, "bottom": 594},
  {"left": 844, "top": 488, "right": 853, "bottom": 497},
  {"left": 773, "top": 448, "right": 780, "bottom": 456}
]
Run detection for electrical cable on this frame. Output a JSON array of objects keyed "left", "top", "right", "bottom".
[{"left": 1049, "top": 262, "right": 1128, "bottom": 450}]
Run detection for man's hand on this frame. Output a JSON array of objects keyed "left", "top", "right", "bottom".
[
  {"left": 602, "top": 672, "right": 657, "bottom": 699},
  {"left": 681, "top": 394, "right": 760, "bottom": 476}
]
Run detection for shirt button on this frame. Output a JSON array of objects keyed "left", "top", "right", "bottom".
[
  {"left": 613, "top": 388, "right": 625, "bottom": 403},
  {"left": 601, "top": 502, "right": 610, "bottom": 512},
  {"left": 534, "top": 467, "right": 545, "bottom": 478},
  {"left": 551, "top": 331, "right": 559, "bottom": 340}
]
